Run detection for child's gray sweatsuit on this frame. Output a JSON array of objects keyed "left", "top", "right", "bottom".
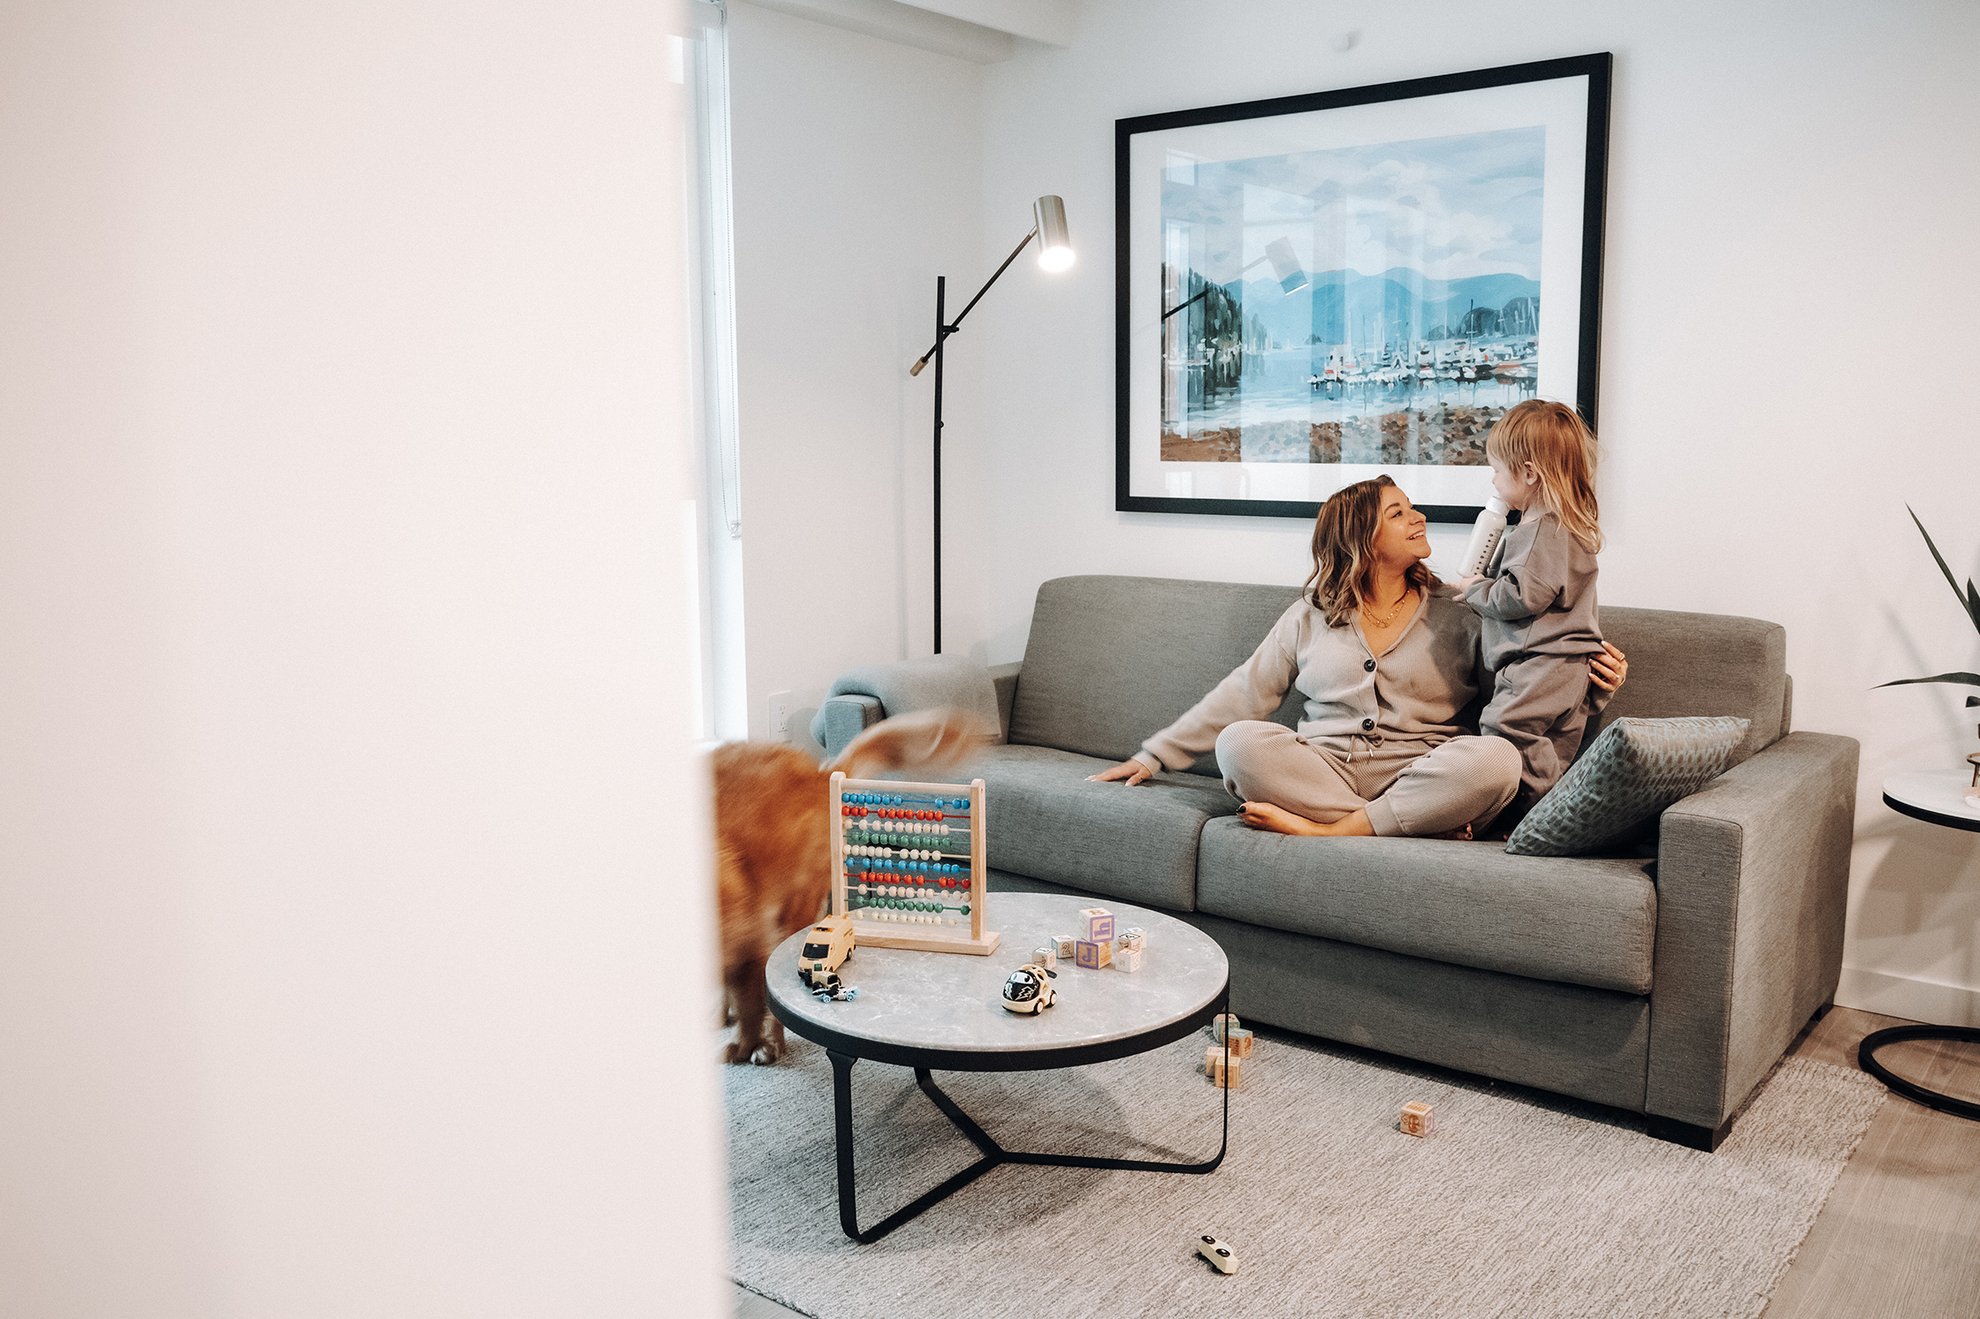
[{"left": 1461, "top": 507, "right": 1603, "bottom": 802}]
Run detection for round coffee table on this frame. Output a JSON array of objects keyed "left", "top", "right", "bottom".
[
  {"left": 1858, "top": 771, "right": 1980, "bottom": 1121},
  {"left": 768, "top": 892, "right": 1232, "bottom": 1242}
]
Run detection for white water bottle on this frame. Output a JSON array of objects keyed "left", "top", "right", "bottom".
[{"left": 1456, "top": 497, "right": 1509, "bottom": 579}]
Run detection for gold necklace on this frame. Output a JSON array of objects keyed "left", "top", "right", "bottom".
[{"left": 1361, "top": 586, "right": 1415, "bottom": 628}]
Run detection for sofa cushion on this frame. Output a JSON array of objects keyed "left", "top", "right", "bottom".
[
  {"left": 969, "top": 744, "right": 1238, "bottom": 912},
  {"left": 1009, "top": 576, "right": 1305, "bottom": 776},
  {"left": 1194, "top": 820, "right": 1657, "bottom": 993},
  {"left": 1586, "top": 607, "right": 1785, "bottom": 764},
  {"left": 1507, "top": 716, "right": 1751, "bottom": 857}
]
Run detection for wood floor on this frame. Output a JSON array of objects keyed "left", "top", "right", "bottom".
[
  {"left": 1761, "top": 1006, "right": 1980, "bottom": 1319},
  {"left": 732, "top": 1006, "right": 1980, "bottom": 1318}
]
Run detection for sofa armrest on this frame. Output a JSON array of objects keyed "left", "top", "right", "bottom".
[
  {"left": 1645, "top": 731, "right": 1858, "bottom": 1132},
  {"left": 989, "top": 661, "right": 1020, "bottom": 741},
  {"left": 808, "top": 654, "right": 1009, "bottom": 760},
  {"left": 813, "top": 694, "right": 883, "bottom": 760}
]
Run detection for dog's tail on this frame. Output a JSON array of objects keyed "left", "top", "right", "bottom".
[{"left": 825, "top": 706, "right": 994, "bottom": 781}]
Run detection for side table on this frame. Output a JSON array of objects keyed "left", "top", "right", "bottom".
[{"left": 1857, "top": 770, "right": 1980, "bottom": 1121}]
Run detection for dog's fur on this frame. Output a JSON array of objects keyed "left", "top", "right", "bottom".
[{"left": 714, "top": 707, "right": 989, "bottom": 1065}]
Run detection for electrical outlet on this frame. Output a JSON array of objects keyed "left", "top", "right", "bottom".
[{"left": 768, "top": 691, "right": 794, "bottom": 741}]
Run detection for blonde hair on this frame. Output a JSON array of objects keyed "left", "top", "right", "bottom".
[
  {"left": 1304, "top": 475, "right": 1438, "bottom": 627},
  {"left": 1486, "top": 400, "right": 1603, "bottom": 553}
]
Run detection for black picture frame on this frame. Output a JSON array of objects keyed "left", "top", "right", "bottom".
[{"left": 1115, "top": 53, "right": 1611, "bottom": 522}]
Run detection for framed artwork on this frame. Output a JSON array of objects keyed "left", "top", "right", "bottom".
[{"left": 1115, "top": 54, "right": 1611, "bottom": 522}]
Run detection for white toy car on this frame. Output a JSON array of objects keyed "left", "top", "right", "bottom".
[{"left": 1000, "top": 962, "right": 1058, "bottom": 1014}]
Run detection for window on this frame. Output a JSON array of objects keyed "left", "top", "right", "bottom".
[{"left": 678, "top": 0, "right": 747, "bottom": 743}]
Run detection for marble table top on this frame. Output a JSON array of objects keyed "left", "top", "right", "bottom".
[
  {"left": 768, "top": 893, "right": 1228, "bottom": 1063},
  {"left": 1884, "top": 770, "right": 1980, "bottom": 833}
]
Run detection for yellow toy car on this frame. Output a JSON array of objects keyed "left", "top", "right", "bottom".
[{"left": 798, "top": 915, "right": 855, "bottom": 991}]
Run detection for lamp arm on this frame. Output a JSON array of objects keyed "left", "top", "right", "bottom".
[
  {"left": 908, "top": 226, "right": 1038, "bottom": 374},
  {"left": 1161, "top": 287, "right": 1209, "bottom": 322},
  {"left": 1160, "top": 252, "right": 1270, "bottom": 322}
]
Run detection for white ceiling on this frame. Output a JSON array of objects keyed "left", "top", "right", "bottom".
[
  {"left": 736, "top": 0, "right": 1078, "bottom": 63},
  {"left": 894, "top": 0, "right": 1077, "bottom": 46}
]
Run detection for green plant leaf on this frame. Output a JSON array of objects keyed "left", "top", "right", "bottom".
[
  {"left": 1874, "top": 671, "right": 1980, "bottom": 691},
  {"left": 1908, "top": 506, "right": 1980, "bottom": 633}
]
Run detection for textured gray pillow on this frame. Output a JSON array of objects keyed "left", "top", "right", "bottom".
[{"left": 1504, "top": 716, "right": 1751, "bottom": 857}]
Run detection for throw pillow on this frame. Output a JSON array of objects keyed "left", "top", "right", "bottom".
[{"left": 1504, "top": 716, "right": 1751, "bottom": 858}]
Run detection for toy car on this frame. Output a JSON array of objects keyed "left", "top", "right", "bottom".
[
  {"left": 1000, "top": 962, "right": 1057, "bottom": 1014},
  {"left": 798, "top": 915, "right": 855, "bottom": 990},
  {"left": 807, "top": 971, "right": 858, "bottom": 1003},
  {"left": 1196, "top": 1235, "right": 1237, "bottom": 1275}
]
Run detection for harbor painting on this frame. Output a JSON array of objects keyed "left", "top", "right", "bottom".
[
  {"left": 1158, "top": 126, "right": 1544, "bottom": 468},
  {"left": 1117, "top": 56, "right": 1610, "bottom": 519}
]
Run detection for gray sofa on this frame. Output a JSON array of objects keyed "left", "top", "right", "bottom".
[{"left": 813, "top": 575, "right": 1857, "bottom": 1150}]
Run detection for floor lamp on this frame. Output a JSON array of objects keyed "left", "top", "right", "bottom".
[{"left": 909, "top": 195, "right": 1073, "bottom": 655}]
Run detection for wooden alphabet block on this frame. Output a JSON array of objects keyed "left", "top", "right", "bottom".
[
  {"left": 1074, "top": 938, "right": 1112, "bottom": 970},
  {"left": 1053, "top": 934, "right": 1076, "bottom": 960},
  {"left": 1205, "top": 1046, "right": 1243, "bottom": 1089},
  {"left": 1227, "top": 1027, "right": 1254, "bottom": 1058},
  {"left": 1211, "top": 1012, "right": 1241, "bottom": 1044},
  {"left": 1032, "top": 944, "right": 1056, "bottom": 970},
  {"left": 1398, "top": 1101, "right": 1434, "bottom": 1137},
  {"left": 1114, "top": 946, "right": 1143, "bottom": 973},
  {"left": 1079, "top": 907, "right": 1115, "bottom": 944}
]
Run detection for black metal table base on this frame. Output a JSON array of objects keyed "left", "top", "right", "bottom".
[
  {"left": 1858, "top": 1024, "right": 1980, "bottom": 1121},
  {"left": 828, "top": 1047, "right": 1231, "bottom": 1243}
]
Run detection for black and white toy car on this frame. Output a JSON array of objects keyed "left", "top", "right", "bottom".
[{"left": 1000, "top": 962, "right": 1058, "bottom": 1014}]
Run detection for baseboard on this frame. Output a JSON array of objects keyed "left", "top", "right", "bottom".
[{"left": 1836, "top": 966, "right": 1980, "bottom": 1028}]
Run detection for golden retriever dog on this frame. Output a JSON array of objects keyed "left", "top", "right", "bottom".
[{"left": 714, "top": 707, "right": 989, "bottom": 1065}]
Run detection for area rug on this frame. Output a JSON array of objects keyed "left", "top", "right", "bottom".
[{"left": 723, "top": 1030, "right": 1884, "bottom": 1319}]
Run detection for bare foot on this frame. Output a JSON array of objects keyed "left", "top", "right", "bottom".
[{"left": 1238, "top": 802, "right": 1350, "bottom": 836}]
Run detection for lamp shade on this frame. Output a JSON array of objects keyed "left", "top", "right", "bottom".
[
  {"left": 1034, "top": 194, "right": 1073, "bottom": 272},
  {"left": 1265, "top": 237, "right": 1307, "bottom": 295}
]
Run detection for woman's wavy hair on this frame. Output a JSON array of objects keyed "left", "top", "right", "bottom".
[
  {"left": 1486, "top": 399, "right": 1603, "bottom": 553},
  {"left": 1304, "top": 475, "right": 1438, "bottom": 627}
]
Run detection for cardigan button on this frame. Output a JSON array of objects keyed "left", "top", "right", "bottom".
[
  {"left": 1363, "top": 658, "right": 1376, "bottom": 672},
  {"left": 1361, "top": 717, "right": 1375, "bottom": 731}
]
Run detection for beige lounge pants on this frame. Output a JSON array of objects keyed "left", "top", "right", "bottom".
[{"left": 1214, "top": 720, "right": 1521, "bottom": 837}]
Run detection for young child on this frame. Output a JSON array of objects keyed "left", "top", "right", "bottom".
[{"left": 1454, "top": 399, "right": 1605, "bottom": 811}]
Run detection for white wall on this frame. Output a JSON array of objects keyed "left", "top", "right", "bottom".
[
  {"left": 0, "top": 2, "right": 729, "bottom": 1314},
  {"left": 961, "top": 0, "right": 1980, "bottom": 1020},
  {"left": 725, "top": 2, "right": 1980, "bottom": 1020},
  {"left": 727, "top": 0, "right": 985, "bottom": 748}
]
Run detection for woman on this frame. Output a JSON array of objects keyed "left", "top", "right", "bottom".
[{"left": 1089, "top": 476, "right": 1627, "bottom": 838}]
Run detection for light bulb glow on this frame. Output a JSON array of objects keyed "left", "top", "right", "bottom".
[{"left": 1032, "top": 194, "right": 1072, "bottom": 274}]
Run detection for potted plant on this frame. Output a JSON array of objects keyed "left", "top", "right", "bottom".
[{"left": 1878, "top": 507, "right": 1980, "bottom": 794}]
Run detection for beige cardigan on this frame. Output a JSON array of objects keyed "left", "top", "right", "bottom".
[{"left": 1135, "top": 593, "right": 1485, "bottom": 773}]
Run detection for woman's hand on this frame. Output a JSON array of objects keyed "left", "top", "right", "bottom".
[
  {"left": 1590, "top": 641, "right": 1629, "bottom": 694},
  {"left": 1087, "top": 758, "right": 1154, "bottom": 786}
]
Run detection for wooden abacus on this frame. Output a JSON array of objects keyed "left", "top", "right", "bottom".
[{"left": 828, "top": 773, "right": 999, "bottom": 955}]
